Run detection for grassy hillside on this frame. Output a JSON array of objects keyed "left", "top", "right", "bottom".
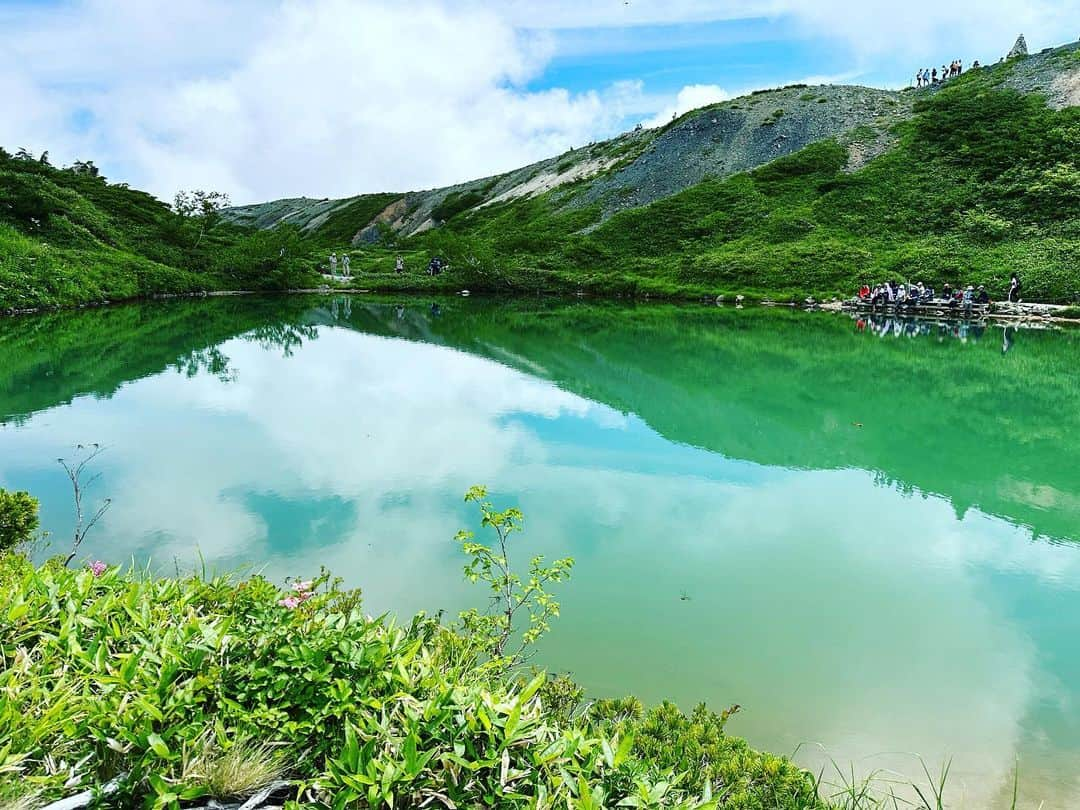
[
  {"left": 337, "top": 48, "right": 1079, "bottom": 302},
  {"left": 0, "top": 150, "right": 318, "bottom": 310}
]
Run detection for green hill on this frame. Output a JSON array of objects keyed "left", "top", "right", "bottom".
[{"left": 0, "top": 151, "right": 317, "bottom": 311}]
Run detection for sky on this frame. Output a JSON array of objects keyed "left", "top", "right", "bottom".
[{"left": 2, "top": 0, "right": 1078, "bottom": 204}]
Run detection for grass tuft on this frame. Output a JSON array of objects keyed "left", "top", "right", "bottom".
[{"left": 181, "top": 735, "right": 285, "bottom": 800}]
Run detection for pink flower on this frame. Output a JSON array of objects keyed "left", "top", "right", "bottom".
[
  {"left": 292, "top": 580, "right": 313, "bottom": 593},
  {"left": 278, "top": 596, "right": 301, "bottom": 609},
  {"left": 89, "top": 561, "right": 107, "bottom": 578}
]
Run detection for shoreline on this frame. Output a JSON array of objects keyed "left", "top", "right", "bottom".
[{"left": 4, "top": 283, "right": 1080, "bottom": 326}]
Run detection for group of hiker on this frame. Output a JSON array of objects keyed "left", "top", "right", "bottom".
[
  {"left": 857, "top": 274, "right": 1022, "bottom": 312},
  {"left": 324, "top": 253, "right": 448, "bottom": 277},
  {"left": 859, "top": 281, "right": 970, "bottom": 312},
  {"left": 327, "top": 252, "right": 351, "bottom": 278},
  {"left": 859, "top": 280, "right": 987, "bottom": 311},
  {"left": 915, "top": 59, "right": 979, "bottom": 87}
]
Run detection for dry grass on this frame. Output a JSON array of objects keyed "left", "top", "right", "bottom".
[{"left": 181, "top": 735, "right": 285, "bottom": 800}]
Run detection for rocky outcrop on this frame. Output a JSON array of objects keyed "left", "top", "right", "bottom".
[
  {"left": 356, "top": 197, "right": 407, "bottom": 243},
  {"left": 1008, "top": 34, "right": 1029, "bottom": 59},
  {"left": 572, "top": 84, "right": 910, "bottom": 217}
]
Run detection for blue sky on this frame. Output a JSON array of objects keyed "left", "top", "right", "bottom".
[
  {"left": 534, "top": 18, "right": 847, "bottom": 95},
  {"left": 2, "top": 0, "right": 1077, "bottom": 202}
]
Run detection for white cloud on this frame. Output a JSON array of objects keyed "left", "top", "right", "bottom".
[
  {"left": 1, "top": 0, "right": 1076, "bottom": 202},
  {"left": 1, "top": 0, "right": 636, "bottom": 203},
  {"left": 782, "top": 0, "right": 1079, "bottom": 62},
  {"left": 642, "top": 83, "right": 730, "bottom": 127}
]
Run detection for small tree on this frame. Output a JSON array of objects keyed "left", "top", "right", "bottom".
[
  {"left": 69, "top": 160, "right": 102, "bottom": 179},
  {"left": 455, "top": 486, "right": 574, "bottom": 666},
  {"left": 58, "top": 444, "right": 111, "bottom": 567},
  {"left": 173, "top": 189, "right": 231, "bottom": 248},
  {"left": 0, "top": 489, "right": 39, "bottom": 551}
]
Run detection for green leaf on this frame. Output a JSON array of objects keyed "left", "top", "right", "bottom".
[
  {"left": 147, "top": 732, "right": 170, "bottom": 758},
  {"left": 613, "top": 732, "right": 634, "bottom": 768}
]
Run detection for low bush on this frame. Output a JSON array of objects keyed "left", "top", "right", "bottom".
[{"left": 0, "top": 553, "right": 827, "bottom": 809}]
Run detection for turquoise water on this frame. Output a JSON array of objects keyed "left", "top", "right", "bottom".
[{"left": 2, "top": 296, "right": 1079, "bottom": 806}]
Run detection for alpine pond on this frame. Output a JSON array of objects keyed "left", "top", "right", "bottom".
[{"left": 2, "top": 295, "right": 1079, "bottom": 808}]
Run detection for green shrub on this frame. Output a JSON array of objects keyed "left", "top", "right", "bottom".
[{"left": 0, "top": 489, "right": 38, "bottom": 549}]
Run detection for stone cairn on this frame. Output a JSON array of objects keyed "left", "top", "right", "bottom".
[{"left": 1007, "top": 34, "right": 1029, "bottom": 59}]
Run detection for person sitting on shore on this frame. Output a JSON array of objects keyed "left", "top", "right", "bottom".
[
  {"left": 859, "top": 283, "right": 871, "bottom": 300},
  {"left": 962, "top": 285, "right": 974, "bottom": 314},
  {"left": 976, "top": 285, "right": 990, "bottom": 305}
]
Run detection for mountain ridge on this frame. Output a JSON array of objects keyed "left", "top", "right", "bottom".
[
  {"left": 224, "top": 38, "right": 1079, "bottom": 248},
  {"left": 223, "top": 82, "right": 912, "bottom": 242}
]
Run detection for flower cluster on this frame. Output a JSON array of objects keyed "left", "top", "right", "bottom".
[
  {"left": 88, "top": 561, "right": 107, "bottom": 578},
  {"left": 278, "top": 579, "right": 314, "bottom": 609}
]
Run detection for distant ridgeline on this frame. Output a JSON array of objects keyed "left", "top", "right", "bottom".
[{"left": 1, "top": 38, "right": 1078, "bottom": 310}]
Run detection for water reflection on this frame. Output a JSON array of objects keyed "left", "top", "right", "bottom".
[{"left": 1, "top": 297, "right": 1079, "bottom": 807}]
